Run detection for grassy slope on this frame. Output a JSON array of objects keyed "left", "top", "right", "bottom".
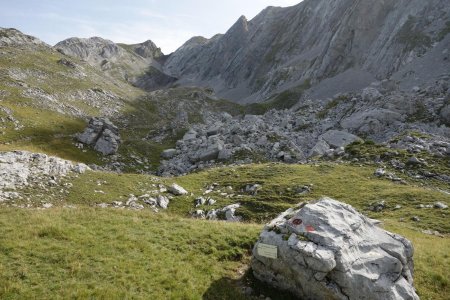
[
  {"left": 0, "top": 208, "right": 259, "bottom": 300},
  {"left": 63, "top": 163, "right": 449, "bottom": 233},
  {"left": 0, "top": 208, "right": 448, "bottom": 300},
  {"left": 0, "top": 46, "right": 143, "bottom": 164}
]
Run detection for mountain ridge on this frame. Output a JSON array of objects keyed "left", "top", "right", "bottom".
[{"left": 162, "top": 0, "right": 450, "bottom": 103}]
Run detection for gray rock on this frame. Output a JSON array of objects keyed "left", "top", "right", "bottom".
[
  {"left": 361, "top": 87, "right": 382, "bottom": 101},
  {"left": 407, "top": 157, "right": 423, "bottom": 166},
  {"left": 319, "top": 130, "right": 362, "bottom": 149},
  {"left": 252, "top": 198, "right": 418, "bottom": 300},
  {"left": 72, "top": 163, "right": 90, "bottom": 174},
  {"left": 157, "top": 195, "right": 170, "bottom": 209},
  {"left": 195, "top": 196, "right": 206, "bottom": 207},
  {"left": 309, "top": 140, "right": 330, "bottom": 158},
  {"left": 94, "top": 128, "right": 120, "bottom": 155},
  {"left": 218, "top": 148, "right": 232, "bottom": 161},
  {"left": 223, "top": 204, "right": 242, "bottom": 222},
  {"left": 0, "top": 28, "right": 48, "bottom": 48},
  {"left": 78, "top": 117, "right": 120, "bottom": 155},
  {"left": 0, "top": 151, "right": 84, "bottom": 192},
  {"left": 370, "top": 200, "right": 386, "bottom": 212},
  {"left": 168, "top": 183, "right": 188, "bottom": 195},
  {"left": 374, "top": 168, "right": 386, "bottom": 177},
  {"left": 206, "top": 203, "right": 241, "bottom": 222},
  {"left": 54, "top": 36, "right": 165, "bottom": 85},
  {"left": 434, "top": 202, "right": 448, "bottom": 209},
  {"left": 206, "top": 209, "right": 218, "bottom": 220},
  {"left": 207, "top": 127, "right": 220, "bottom": 136},
  {"left": 161, "top": 149, "right": 177, "bottom": 159},
  {"left": 440, "top": 104, "right": 450, "bottom": 125},
  {"left": 245, "top": 184, "right": 262, "bottom": 195},
  {"left": 192, "top": 210, "right": 206, "bottom": 219},
  {"left": 183, "top": 129, "right": 197, "bottom": 141}
]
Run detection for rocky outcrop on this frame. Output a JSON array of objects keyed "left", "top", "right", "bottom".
[
  {"left": 163, "top": 0, "right": 450, "bottom": 103},
  {"left": 252, "top": 198, "right": 419, "bottom": 300},
  {"left": 0, "top": 151, "right": 88, "bottom": 202},
  {"left": 78, "top": 117, "right": 121, "bottom": 155}
]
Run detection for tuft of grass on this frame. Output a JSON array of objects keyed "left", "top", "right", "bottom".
[
  {"left": 397, "top": 16, "right": 432, "bottom": 51},
  {"left": 316, "top": 95, "right": 349, "bottom": 119},
  {"left": 437, "top": 21, "right": 450, "bottom": 41}
]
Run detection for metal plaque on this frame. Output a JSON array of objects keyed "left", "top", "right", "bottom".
[{"left": 257, "top": 243, "right": 278, "bottom": 259}]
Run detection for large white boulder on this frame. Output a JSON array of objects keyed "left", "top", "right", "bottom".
[{"left": 252, "top": 198, "right": 419, "bottom": 300}]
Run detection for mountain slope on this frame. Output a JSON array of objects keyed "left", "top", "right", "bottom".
[{"left": 163, "top": 0, "right": 450, "bottom": 103}]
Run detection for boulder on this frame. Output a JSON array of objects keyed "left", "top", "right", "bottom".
[
  {"left": 319, "top": 130, "right": 362, "bottom": 149},
  {"left": 252, "top": 198, "right": 419, "bottom": 300},
  {"left": 245, "top": 184, "right": 262, "bottom": 195},
  {"left": 309, "top": 140, "right": 330, "bottom": 157},
  {"left": 195, "top": 196, "right": 206, "bottom": 207},
  {"left": 161, "top": 149, "right": 177, "bottom": 159},
  {"left": 183, "top": 129, "right": 197, "bottom": 141},
  {"left": 362, "top": 87, "right": 382, "bottom": 101},
  {"left": 218, "top": 148, "right": 232, "bottom": 161},
  {"left": 434, "top": 202, "right": 448, "bottom": 209},
  {"left": 168, "top": 183, "right": 188, "bottom": 195},
  {"left": 94, "top": 128, "right": 120, "bottom": 155},
  {"left": 157, "top": 195, "right": 170, "bottom": 209},
  {"left": 440, "top": 104, "right": 450, "bottom": 126},
  {"left": 206, "top": 126, "right": 220, "bottom": 136},
  {"left": 195, "top": 142, "right": 223, "bottom": 162},
  {"left": 341, "top": 109, "right": 403, "bottom": 135},
  {"left": 78, "top": 117, "right": 120, "bottom": 155}
]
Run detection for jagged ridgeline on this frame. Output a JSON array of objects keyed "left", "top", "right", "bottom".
[{"left": 0, "top": 0, "right": 450, "bottom": 298}]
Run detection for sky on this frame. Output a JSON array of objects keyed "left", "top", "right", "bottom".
[{"left": 0, "top": 0, "right": 301, "bottom": 54}]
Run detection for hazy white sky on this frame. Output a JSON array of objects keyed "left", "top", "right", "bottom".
[{"left": 0, "top": 0, "right": 301, "bottom": 53}]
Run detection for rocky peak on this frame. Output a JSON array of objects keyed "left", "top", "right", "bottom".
[
  {"left": 182, "top": 36, "right": 209, "bottom": 48},
  {"left": 54, "top": 37, "right": 124, "bottom": 63},
  {"left": 127, "top": 40, "right": 163, "bottom": 59},
  {"left": 227, "top": 15, "right": 249, "bottom": 35},
  {"left": 0, "top": 27, "right": 48, "bottom": 48}
]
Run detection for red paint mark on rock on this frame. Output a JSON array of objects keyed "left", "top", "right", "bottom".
[
  {"left": 306, "top": 225, "right": 315, "bottom": 232},
  {"left": 292, "top": 219, "right": 303, "bottom": 225}
]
